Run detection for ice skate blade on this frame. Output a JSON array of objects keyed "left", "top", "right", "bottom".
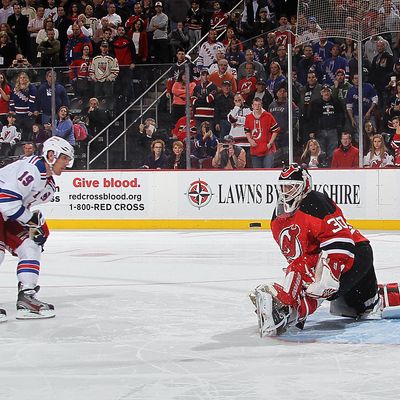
[{"left": 16, "top": 309, "right": 55, "bottom": 320}]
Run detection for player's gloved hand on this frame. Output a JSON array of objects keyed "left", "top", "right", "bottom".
[
  {"left": 305, "top": 252, "right": 340, "bottom": 299},
  {"left": 24, "top": 210, "right": 45, "bottom": 229},
  {"left": 30, "top": 222, "right": 50, "bottom": 247}
]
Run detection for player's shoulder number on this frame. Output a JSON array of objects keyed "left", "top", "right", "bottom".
[{"left": 327, "top": 216, "right": 354, "bottom": 234}]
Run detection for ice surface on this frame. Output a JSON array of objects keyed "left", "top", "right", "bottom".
[{"left": 0, "top": 230, "right": 400, "bottom": 400}]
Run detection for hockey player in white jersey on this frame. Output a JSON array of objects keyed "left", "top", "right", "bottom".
[{"left": 0, "top": 136, "right": 74, "bottom": 322}]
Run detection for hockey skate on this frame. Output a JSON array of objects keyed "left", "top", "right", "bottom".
[
  {"left": 16, "top": 284, "right": 55, "bottom": 320},
  {"left": 0, "top": 308, "right": 6, "bottom": 323},
  {"left": 254, "top": 285, "right": 297, "bottom": 337}
]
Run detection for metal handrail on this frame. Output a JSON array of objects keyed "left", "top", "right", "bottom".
[
  {"left": 88, "top": 90, "right": 168, "bottom": 166},
  {"left": 86, "top": 0, "right": 245, "bottom": 169}
]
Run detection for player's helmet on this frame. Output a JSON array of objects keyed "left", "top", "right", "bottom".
[
  {"left": 42, "top": 137, "right": 74, "bottom": 168},
  {"left": 276, "top": 163, "right": 312, "bottom": 214}
]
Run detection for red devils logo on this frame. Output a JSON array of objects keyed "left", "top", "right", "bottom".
[
  {"left": 279, "top": 224, "right": 302, "bottom": 262},
  {"left": 281, "top": 164, "right": 299, "bottom": 179}
]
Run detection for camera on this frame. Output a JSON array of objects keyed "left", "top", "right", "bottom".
[{"left": 222, "top": 144, "right": 230, "bottom": 149}]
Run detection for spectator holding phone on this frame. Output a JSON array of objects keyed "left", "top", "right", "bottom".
[{"left": 212, "top": 134, "right": 246, "bottom": 169}]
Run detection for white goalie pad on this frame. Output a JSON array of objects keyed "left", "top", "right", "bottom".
[
  {"left": 306, "top": 251, "right": 339, "bottom": 299},
  {"left": 382, "top": 306, "right": 400, "bottom": 319},
  {"left": 254, "top": 287, "right": 297, "bottom": 337}
]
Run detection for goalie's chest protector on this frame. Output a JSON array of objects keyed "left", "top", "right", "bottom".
[{"left": 271, "top": 191, "right": 367, "bottom": 269}]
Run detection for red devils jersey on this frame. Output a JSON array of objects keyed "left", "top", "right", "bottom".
[
  {"left": 391, "top": 133, "right": 400, "bottom": 166},
  {"left": 271, "top": 191, "right": 368, "bottom": 278},
  {"left": 244, "top": 110, "right": 279, "bottom": 156}
]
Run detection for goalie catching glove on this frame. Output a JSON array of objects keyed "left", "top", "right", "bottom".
[{"left": 305, "top": 251, "right": 340, "bottom": 299}]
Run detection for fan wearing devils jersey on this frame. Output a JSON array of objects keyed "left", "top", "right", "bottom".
[
  {"left": 390, "top": 116, "right": 400, "bottom": 166},
  {"left": 252, "top": 164, "right": 400, "bottom": 337},
  {"left": 244, "top": 97, "right": 280, "bottom": 168},
  {"left": 0, "top": 137, "right": 74, "bottom": 323},
  {"left": 0, "top": 113, "right": 21, "bottom": 145}
]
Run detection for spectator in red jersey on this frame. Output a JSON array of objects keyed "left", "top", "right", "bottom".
[
  {"left": 274, "top": 14, "right": 295, "bottom": 48},
  {"left": 244, "top": 97, "right": 280, "bottom": 168},
  {"left": 0, "top": 71, "right": 11, "bottom": 125},
  {"left": 390, "top": 116, "right": 400, "bottom": 166},
  {"left": 300, "top": 139, "right": 328, "bottom": 169},
  {"left": 238, "top": 62, "right": 257, "bottom": 103},
  {"left": 112, "top": 25, "right": 137, "bottom": 104},
  {"left": 210, "top": 1, "right": 228, "bottom": 33},
  {"left": 171, "top": 113, "right": 196, "bottom": 142},
  {"left": 330, "top": 132, "right": 359, "bottom": 168}
]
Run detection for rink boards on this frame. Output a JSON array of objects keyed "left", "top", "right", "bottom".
[{"left": 39, "top": 168, "right": 400, "bottom": 230}]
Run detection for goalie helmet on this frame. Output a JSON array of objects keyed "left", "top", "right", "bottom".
[
  {"left": 42, "top": 137, "right": 74, "bottom": 168},
  {"left": 276, "top": 163, "right": 312, "bottom": 214}
]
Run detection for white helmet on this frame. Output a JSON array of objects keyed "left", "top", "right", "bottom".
[
  {"left": 276, "top": 163, "right": 312, "bottom": 214},
  {"left": 42, "top": 136, "right": 74, "bottom": 168}
]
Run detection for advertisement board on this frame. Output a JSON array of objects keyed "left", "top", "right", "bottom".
[{"left": 39, "top": 169, "right": 400, "bottom": 230}]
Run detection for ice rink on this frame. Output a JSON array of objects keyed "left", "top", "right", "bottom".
[{"left": 1, "top": 230, "right": 400, "bottom": 400}]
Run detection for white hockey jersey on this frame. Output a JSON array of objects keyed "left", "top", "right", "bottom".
[
  {"left": 363, "top": 151, "right": 394, "bottom": 168},
  {"left": 196, "top": 41, "right": 225, "bottom": 69},
  {"left": 0, "top": 156, "right": 56, "bottom": 224},
  {"left": 0, "top": 125, "right": 21, "bottom": 145},
  {"left": 227, "top": 105, "right": 252, "bottom": 147}
]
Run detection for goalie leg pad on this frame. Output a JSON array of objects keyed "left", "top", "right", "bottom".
[
  {"left": 379, "top": 283, "right": 400, "bottom": 307},
  {"left": 378, "top": 283, "right": 400, "bottom": 319},
  {"left": 254, "top": 287, "right": 298, "bottom": 337},
  {"left": 0, "top": 308, "right": 7, "bottom": 323}
]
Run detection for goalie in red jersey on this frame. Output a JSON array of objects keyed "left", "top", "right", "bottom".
[{"left": 252, "top": 164, "right": 400, "bottom": 337}]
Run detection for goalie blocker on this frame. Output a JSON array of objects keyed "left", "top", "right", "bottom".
[{"left": 253, "top": 164, "right": 400, "bottom": 337}]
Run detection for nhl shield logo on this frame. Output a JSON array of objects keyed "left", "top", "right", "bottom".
[
  {"left": 186, "top": 179, "right": 214, "bottom": 209},
  {"left": 279, "top": 224, "right": 302, "bottom": 262}
]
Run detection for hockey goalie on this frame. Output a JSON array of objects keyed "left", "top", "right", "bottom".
[{"left": 252, "top": 164, "right": 400, "bottom": 337}]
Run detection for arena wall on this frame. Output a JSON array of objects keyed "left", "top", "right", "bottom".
[{"left": 41, "top": 169, "right": 400, "bottom": 230}]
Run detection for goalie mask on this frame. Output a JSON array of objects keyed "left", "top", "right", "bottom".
[
  {"left": 276, "top": 164, "right": 312, "bottom": 214},
  {"left": 42, "top": 137, "right": 74, "bottom": 168}
]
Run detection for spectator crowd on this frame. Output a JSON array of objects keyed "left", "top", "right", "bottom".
[{"left": 1, "top": 0, "right": 400, "bottom": 170}]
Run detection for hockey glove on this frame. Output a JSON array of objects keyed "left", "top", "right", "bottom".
[
  {"left": 29, "top": 222, "right": 50, "bottom": 247},
  {"left": 305, "top": 252, "right": 340, "bottom": 299},
  {"left": 24, "top": 210, "right": 45, "bottom": 229}
]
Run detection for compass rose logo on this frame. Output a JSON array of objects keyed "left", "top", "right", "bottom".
[{"left": 186, "top": 179, "right": 214, "bottom": 209}]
